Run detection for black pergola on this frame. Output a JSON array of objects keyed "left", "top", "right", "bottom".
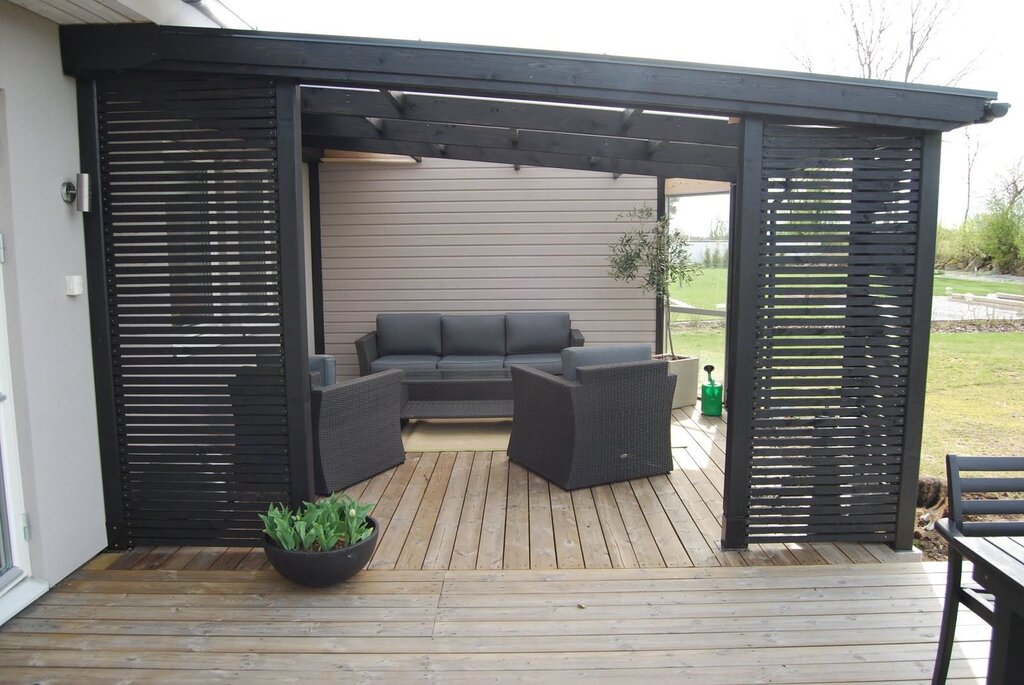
[{"left": 60, "top": 23, "right": 1006, "bottom": 551}]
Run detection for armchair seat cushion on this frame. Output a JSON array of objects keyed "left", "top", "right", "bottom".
[
  {"left": 437, "top": 355, "right": 505, "bottom": 370},
  {"left": 369, "top": 355, "right": 440, "bottom": 373},
  {"left": 504, "top": 353, "right": 562, "bottom": 375},
  {"left": 562, "top": 344, "right": 652, "bottom": 381}
]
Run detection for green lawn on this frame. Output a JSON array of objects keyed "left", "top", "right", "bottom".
[
  {"left": 668, "top": 324, "right": 1024, "bottom": 478},
  {"left": 668, "top": 267, "right": 728, "bottom": 310},
  {"left": 920, "top": 332, "right": 1024, "bottom": 477},
  {"left": 933, "top": 274, "right": 1024, "bottom": 298}
]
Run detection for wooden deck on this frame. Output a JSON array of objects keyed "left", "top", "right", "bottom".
[
  {"left": 86, "top": 407, "right": 908, "bottom": 574},
  {"left": 0, "top": 559, "right": 989, "bottom": 683}
]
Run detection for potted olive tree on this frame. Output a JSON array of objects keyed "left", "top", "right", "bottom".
[
  {"left": 259, "top": 494, "right": 378, "bottom": 587},
  {"left": 608, "top": 206, "right": 701, "bottom": 407}
]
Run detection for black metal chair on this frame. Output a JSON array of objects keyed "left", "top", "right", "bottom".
[{"left": 931, "top": 454, "right": 1024, "bottom": 685}]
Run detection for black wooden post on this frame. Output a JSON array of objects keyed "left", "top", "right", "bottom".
[
  {"left": 276, "top": 82, "right": 315, "bottom": 505},
  {"left": 655, "top": 177, "right": 667, "bottom": 355},
  {"left": 308, "top": 160, "right": 326, "bottom": 355},
  {"left": 721, "top": 118, "right": 763, "bottom": 549},
  {"left": 895, "top": 130, "right": 941, "bottom": 549},
  {"left": 77, "top": 78, "right": 128, "bottom": 549}
]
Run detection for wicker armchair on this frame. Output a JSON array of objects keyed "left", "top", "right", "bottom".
[
  {"left": 311, "top": 368, "right": 406, "bottom": 495},
  {"left": 507, "top": 359, "right": 676, "bottom": 490}
]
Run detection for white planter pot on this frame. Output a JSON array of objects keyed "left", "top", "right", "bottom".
[{"left": 665, "top": 356, "right": 699, "bottom": 409}]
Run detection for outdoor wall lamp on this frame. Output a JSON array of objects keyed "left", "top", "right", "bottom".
[{"left": 60, "top": 173, "right": 91, "bottom": 213}]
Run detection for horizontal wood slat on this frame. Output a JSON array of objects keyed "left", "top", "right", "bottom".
[
  {"left": 743, "top": 125, "right": 923, "bottom": 545},
  {"left": 98, "top": 74, "right": 288, "bottom": 546}
]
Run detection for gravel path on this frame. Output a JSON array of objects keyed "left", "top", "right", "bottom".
[{"left": 931, "top": 296, "right": 1024, "bottom": 321}]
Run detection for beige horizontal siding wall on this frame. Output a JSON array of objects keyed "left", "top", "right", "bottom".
[{"left": 319, "top": 158, "right": 658, "bottom": 378}]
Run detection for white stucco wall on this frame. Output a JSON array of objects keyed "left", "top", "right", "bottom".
[{"left": 0, "top": 1, "right": 106, "bottom": 584}]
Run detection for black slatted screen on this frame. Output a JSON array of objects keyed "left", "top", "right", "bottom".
[
  {"left": 97, "top": 75, "right": 289, "bottom": 545},
  {"left": 747, "top": 125, "right": 922, "bottom": 543}
]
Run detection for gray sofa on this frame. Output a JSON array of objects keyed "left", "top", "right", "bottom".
[{"left": 355, "top": 312, "right": 584, "bottom": 376}]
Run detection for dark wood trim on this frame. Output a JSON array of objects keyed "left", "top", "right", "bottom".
[
  {"left": 725, "top": 182, "right": 738, "bottom": 409},
  {"left": 276, "top": 82, "right": 315, "bottom": 505},
  {"left": 304, "top": 135, "right": 736, "bottom": 182},
  {"left": 301, "top": 113, "right": 739, "bottom": 169},
  {"left": 303, "top": 87, "right": 741, "bottom": 147},
  {"left": 77, "top": 78, "right": 128, "bottom": 549},
  {"left": 58, "top": 24, "right": 999, "bottom": 131},
  {"left": 655, "top": 178, "right": 667, "bottom": 355},
  {"left": 308, "top": 160, "right": 325, "bottom": 355},
  {"left": 721, "top": 118, "right": 764, "bottom": 549},
  {"left": 894, "top": 130, "right": 941, "bottom": 549}
]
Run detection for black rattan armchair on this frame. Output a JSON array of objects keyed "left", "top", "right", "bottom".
[
  {"left": 507, "top": 359, "right": 676, "bottom": 490},
  {"left": 311, "top": 369, "right": 406, "bottom": 495}
]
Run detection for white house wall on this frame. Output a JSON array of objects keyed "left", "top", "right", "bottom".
[
  {"left": 318, "top": 158, "right": 658, "bottom": 378},
  {"left": 0, "top": 1, "right": 105, "bottom": 584}
]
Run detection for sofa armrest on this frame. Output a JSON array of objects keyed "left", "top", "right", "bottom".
[
  {"left": 354, "top": 332, "right": 379, "bottom": 376},
  {"left": 570, "top": 328, "right": 585, "bottom": 347}
]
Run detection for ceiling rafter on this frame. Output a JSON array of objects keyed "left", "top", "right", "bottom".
[
  {"left": 302, "top": 88, "right": 741, "bottom": 148},
  {"left": 302, "top": 114, "right": 738, "bottom": 173}
]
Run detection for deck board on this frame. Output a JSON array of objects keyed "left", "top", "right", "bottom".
[{"left": 1, "top": 561, "right": 988, "bottom": 683}]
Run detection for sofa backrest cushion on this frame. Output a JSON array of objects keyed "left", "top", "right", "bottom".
[
  {"left": 505, "top": 312, "right": 571, "bottom": 355},
  {"left": 377, "top": 313, "right": 442, "bottom": 356},
  {"left": 562, "top": 344, "right": 652, "bottom": 381},
  {"left": 442, "top": 314, "right": 506, "bottom": 356}
]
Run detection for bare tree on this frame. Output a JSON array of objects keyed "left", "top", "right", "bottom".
[
  {"left": 962, "top": 129, "right": 980, "bottom": 224},
  {"left": 841, "top": 0, "right": 956, "bottom": 83}
]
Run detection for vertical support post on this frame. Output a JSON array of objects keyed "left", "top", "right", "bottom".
[
  {"left": 655, "top": 177, "right": 667, "bottom": 355},
  {"left": 276, "top": 83, "right": 315, "bottom": 505},
  {"left": 308, "top": 160, "right": 325, "bottom": 355},
  {"left": 724, "top": 182, "right": 739, "bottom": 408},
  {"left": 894, "top": 130, "right": 940, "bottom": 549},
  {"left": 77, "top": 79, "right": 129, "bottom": 549},
  {"left": 722, "top": 118, "right": 763, "bottom": 549}
]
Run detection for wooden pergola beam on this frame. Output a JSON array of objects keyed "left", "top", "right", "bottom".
[
  {"left": 59, "top": 24, "right": 1002, "bottom": 130},
  {"left": 302, "top": 87, "right": 741, "bottom": 147},
  {"left": 304, "top": 134, "right": 736, "bottom": 182},
  {"left": 302, "top": 113, "right": 738, "bottom": 172}
]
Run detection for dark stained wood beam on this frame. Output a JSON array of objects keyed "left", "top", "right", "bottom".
[
  {"left": 621, "top": 108, "right": 642, "bottom": 131},
  {"left": 305, "top": 135, "right": 736, "bottom": 182},
  {"left": 303, "top": 87, "right": 740, "bottom": 147},
  {"left": 302, "top": 113, "right": 738, "bottom": 171},
  {"left": 59, "top": 24, "right": 1002, "bottom": 131},
  {"left": 382, "top": 89, "right": 406, "bottom": 112}
]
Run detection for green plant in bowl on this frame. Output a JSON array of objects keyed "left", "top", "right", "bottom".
[{"left": 260, "top": 494, "right": 374, "bottom": 552}]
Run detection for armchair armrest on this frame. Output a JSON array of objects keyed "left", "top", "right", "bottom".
[
  {"left": 570, "top": 328, "right": 585, "bottom": 347},
  {"left": 312, "top": 369, "right": 405, "bottom": 494},
  {"left": 354, "top": 332, "right": 379, "bottom": 376},
  {"left": 508, "top": 366, "right": 576, "bottom": 483}
]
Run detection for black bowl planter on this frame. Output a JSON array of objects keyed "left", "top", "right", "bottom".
[{"left": 262, "top": 517, "right": 379, "bottom": 588}]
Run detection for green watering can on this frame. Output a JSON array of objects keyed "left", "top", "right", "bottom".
[{"left": 701, "top": 364, "right": 722, "bottom": 417}]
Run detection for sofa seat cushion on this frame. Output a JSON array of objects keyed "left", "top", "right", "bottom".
[
  {"left": 504, "top": 353, "right": 563, "bottom": 375},
  {"left": 442, "top": 314, "right": 506, "bottom": 356},
  {"left": 562, "top": 344, "right": 652, "bottom": 381},
  {"left": 506, "top": 312, "right": 571, "bottom": 354},
  {"left": 437, "top": 355, "right": 506, "bottom": 370},
  {"left": 370, "top": 355, "right": 440, "bottom": 373},
  {"left": 377, "top": 313, "right": 442, "bottom": 356}
]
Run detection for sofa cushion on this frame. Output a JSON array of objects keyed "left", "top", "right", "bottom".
[
  {"left": 505, "top": 312, "right": 571, "bottom": 354},
  {"left": 377, "top": 313, "right": 442, "bottom": 356},
  {"left": 562, "top": 344, "right": 652, "bottom": 381},
  {"left": 442, "top": 314, "right": 506, "bottom": 356},
  {"left": 369, "top": 355, "right": 440, "bottom": 373},
  {"left": 437, "top": 355, "right": 505, "bottom": 370},
  {"left": 504, "top": 353, "right": 563, "bottom": 375}
]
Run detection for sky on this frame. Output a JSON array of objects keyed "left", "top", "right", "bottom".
[{"left": 223, "top": 0, "right": 1023, "bottom": 231}]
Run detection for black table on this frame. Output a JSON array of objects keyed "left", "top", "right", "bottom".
[
  {"left": 935, "top": 519, "right": 1024, "bottom": 684},
  {"left": 400, "top": 369, "right": 513, "bottom": 419}
]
